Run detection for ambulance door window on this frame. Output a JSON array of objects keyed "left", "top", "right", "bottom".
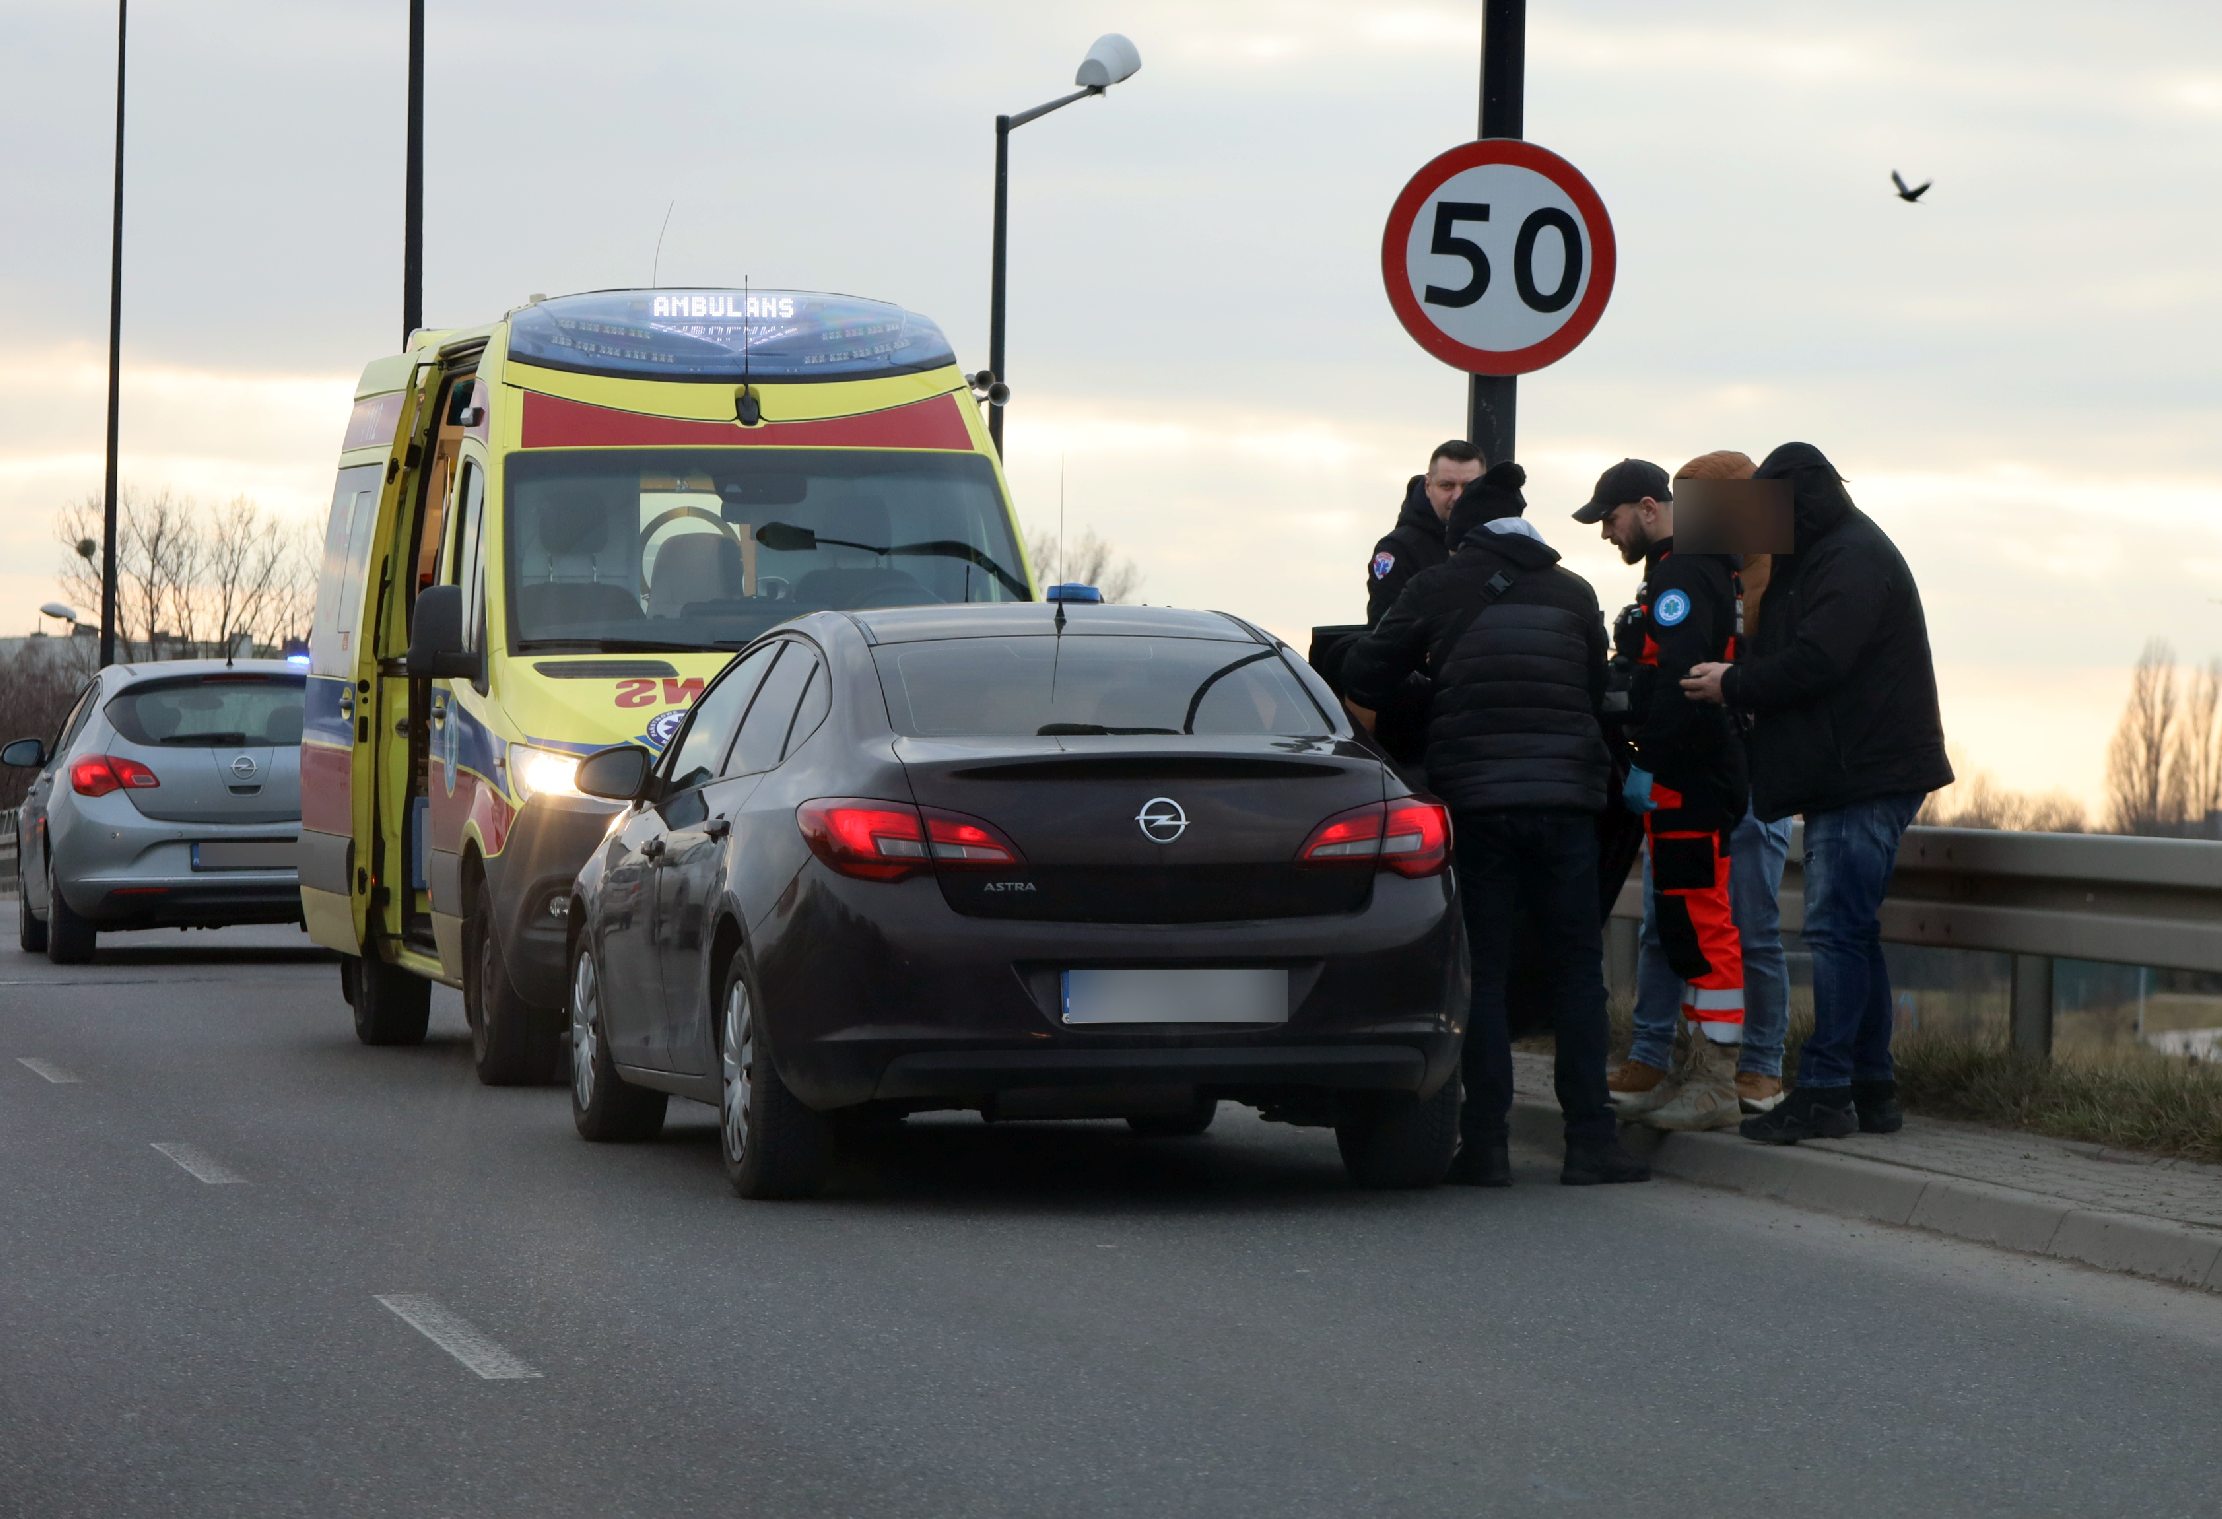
[{"left": 450, "top": 461, "right": 487, "bottom": 655}]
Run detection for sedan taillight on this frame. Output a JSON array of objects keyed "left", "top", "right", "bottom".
[
  {"left": 70, "top": 755, "right": 160, "bottom": 797},
  {"left": 797, "top": 799, "right": 1023, "bottom": 882},
  {"left": 1297, "top": 798, "right": 1451, "bottom": 878}
]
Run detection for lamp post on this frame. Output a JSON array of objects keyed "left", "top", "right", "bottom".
[
  {"left": 403, "top": 0, "right": 424, "bottom": 343},
  {"left": 986, "top": 33, "right": 1141, "bottom": 457},
  {"left": 99, "top": 0, "right": 128, "bottom": 669},
  {"left": 1467, "top": 0, "right": 1525, "bottom": 467}
]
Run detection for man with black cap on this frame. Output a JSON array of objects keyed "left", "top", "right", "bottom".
[
  {"left": 1682, "top": 444, "right": 1953, "bottom": 1144},
  {"left": 1344, "top": 462, "right": 1649, "bottom": 1189},
  {"left": 1575, "top": 459, "right": 1749, "bottom": 1132}
]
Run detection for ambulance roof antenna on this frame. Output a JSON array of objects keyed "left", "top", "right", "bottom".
[
  {"left": 651, "top": 200, "right": 675, "bottom": 287},
  {"left": 735, "top": 275, "right": 762, "bottom": 425}
]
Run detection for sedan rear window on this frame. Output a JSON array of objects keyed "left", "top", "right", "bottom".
[
  {"left": 873, "top": 636, "right": 1329, "bottom": 739},
  {"left": 107, "top": 675, "right": 306, "bottom": 747}
]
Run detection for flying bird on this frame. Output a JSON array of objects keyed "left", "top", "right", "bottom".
[{"left": 1891, "top": 170, "right": 1932, "bottom": 203}]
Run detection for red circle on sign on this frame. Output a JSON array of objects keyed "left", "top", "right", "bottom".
[{"left": 1381, "top": 139, "right": 1617, "bottom": 376}]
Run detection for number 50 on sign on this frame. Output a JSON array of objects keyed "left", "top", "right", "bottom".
[{"left": 1381, "top": 140, "right": 1617, "bottom": 377}]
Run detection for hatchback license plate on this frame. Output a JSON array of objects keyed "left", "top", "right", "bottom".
[
  {"left": 1061, "top": 968, "right": 1288, "bottom": 1026},
  {"left": 192, "top": 841, "right": 293, "bottom": 871}
]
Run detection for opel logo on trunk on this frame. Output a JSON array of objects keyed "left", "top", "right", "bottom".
[
  {"left": 1136, "top": 797, "right": 1187, "bottom": 843},
  {"left": 230, "top": 754, "right": 259, "bottom": 781}
]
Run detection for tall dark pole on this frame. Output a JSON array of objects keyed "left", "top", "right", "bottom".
[
  {"left": 402, "top": 0, "right": 424, "bottom": 344},
  {"left": 98, "top": 0, "right": 127, "bottom": 669},
  {"left": 1467, "top": 0, "right": 1525, "bottom": 468},
  {"left": 987, "top": 114, "right": 1011, "bottom": 457}
]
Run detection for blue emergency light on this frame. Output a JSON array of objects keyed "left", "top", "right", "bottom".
[{"left": 1045, "top": 583, "right": 1103, "bottom": 604}]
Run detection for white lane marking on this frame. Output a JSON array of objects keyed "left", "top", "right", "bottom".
[
  {"left": 16, "top": 1058, "right": 79, "bottom": 1084},
  {"left": 374, "top": 1295, "right": 543, "bottom": 1381},
  {"left": 152, "top": 1142, "right": 247, "bottom": 1185}
]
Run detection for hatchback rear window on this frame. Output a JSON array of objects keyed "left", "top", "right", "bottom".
[
  {"left": 107, "top": 676, "right": 306, "bottom": 747},
  {"left": 872, "top": 637, "right": 1329, "bottom": 739}
]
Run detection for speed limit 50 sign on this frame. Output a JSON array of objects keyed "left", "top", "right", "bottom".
[{"left": 1382, "top": 139, "right": 1616, "bottom": 376}]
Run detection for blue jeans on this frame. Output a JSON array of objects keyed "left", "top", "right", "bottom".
[
  {"left": 1631, "top": 806, "right": 1793, "bottom": 1076},
  {"left": 1797, "top": 792, "right": 1925, "bottom": 1090}
]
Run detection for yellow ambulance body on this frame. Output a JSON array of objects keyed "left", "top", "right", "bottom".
[{"left": 301, "top": 289, "right": 1029, "bottom": 1080}]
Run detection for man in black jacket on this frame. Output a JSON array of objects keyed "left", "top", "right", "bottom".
[
  {"left": 1682, "top": 443, "right": 1953, "bottom": 1143},
  {"left": 1346, "top": 463, "right": 1649, "bottom": 1188},
  {"left": 1365, "top": 440, "right": 1483, "bottom": 624}
]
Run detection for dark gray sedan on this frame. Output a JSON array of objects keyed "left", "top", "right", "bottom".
[{"left": 6, "top": 659, "right": 305, "bottom": 963}]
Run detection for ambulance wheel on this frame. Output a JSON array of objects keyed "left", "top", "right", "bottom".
[
  {"left": 44, "top": 864, "right": 96, "bottom": 965},
  {"left": 351, "top": 953, "right": 431, "bottom": 1046},
  {"left": 467, "top": 899, "right": 561, "bottom": 1087}
]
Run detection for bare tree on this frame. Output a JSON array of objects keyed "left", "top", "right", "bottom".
[
  {"left": 204, "top": 497, "right": 296, "bottom": 654},
  {"left": 1024, "top": 526, "right": 1143, "bottom": 603},
  {"left": 1919, "top": 765, "right": 2088, "bottom": 833},
  {"left": 0, "top": 643, "right": 94, "bottom": 811},
  {"left": 2169, "top": 659, "right": 2222, "bottom": 840},
  {"left": 2105, "top": 639, "right": 2184, "bottom": 836}
]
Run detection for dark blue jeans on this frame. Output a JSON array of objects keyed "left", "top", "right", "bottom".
[
  {"left": 1796, "top": 792, "right": 1925, "bottom": 1090},
  {"left": 1454, "top": 808, "right": 1617, "bottom": 1148}
]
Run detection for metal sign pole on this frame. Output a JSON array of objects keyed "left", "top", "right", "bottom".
[
  {"left": 1466, "top": 0, "right": 1525, "bottom": 468},
  {"left": 403, "top": 0, "right": 424, "bottom": 345}
]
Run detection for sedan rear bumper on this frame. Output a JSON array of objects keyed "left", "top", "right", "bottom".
[{"left": 873, "top": 1043, "right": 1430, "bottom": 1100}]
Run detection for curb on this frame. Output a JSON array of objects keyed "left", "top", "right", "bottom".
[{"left": 1509, "top": 1096, "right": 2222, "bottom": 1294}]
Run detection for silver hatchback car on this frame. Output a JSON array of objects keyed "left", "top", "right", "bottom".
[{"left": 5, "top": 659, "right": 305, "bottom": 963}]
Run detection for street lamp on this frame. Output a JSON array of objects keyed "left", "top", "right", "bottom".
[
  {"left": 40, "top": 603, "right": 82, "bottom": 630},
  {"left": 986, "top": 32, "right": 1141, "bottom": 457}
]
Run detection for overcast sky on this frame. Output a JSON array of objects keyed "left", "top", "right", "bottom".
[{"left": 5, "top": 0, "right": 2219, "bottom": 808}]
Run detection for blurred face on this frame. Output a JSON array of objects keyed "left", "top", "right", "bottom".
[
  {"left": 1600, "top": 496, "right": 1669, "bottom": 565},
  {"left": 1424, "top": 456, "right": 1483, "bottom": 523}
]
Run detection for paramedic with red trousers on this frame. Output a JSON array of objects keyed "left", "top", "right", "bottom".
[{"left": 1576, "top": 459, "right": 1749, "bottom": 1130}]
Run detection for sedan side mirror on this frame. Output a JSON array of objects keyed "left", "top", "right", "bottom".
[
  {"left": 1, "top": 737, "right": 48, "bottom": 768},
  {"left": 576, "top": 744, "right": 655, "bottom": 803},
  {"left": 407, "top": 584, "right": 480, "bottom": 680}
]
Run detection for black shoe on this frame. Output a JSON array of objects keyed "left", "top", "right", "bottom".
[
  {"left": 1852, "top": 1079, "right": 1904, "bottom": 1134},
  {"left": 1560, "top": 1138, "right": 1651, "bottom": 1186},
  {"left": 1739, "top": 1085, "right": 1856, "bottom": 1145},
  {"left": 1449, "top": 1141, "right": 1512, "bottom": 1187}
]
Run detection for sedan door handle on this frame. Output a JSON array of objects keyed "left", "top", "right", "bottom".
[{"left": 703, "top": 818, "right": 730, "bottom": 841}]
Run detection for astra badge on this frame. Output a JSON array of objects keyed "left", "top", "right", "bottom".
[
  {"left": 229, "top": 754, "right": 259, "bottom": 781},
  {"left": 1136, "top": 796, "right": 1188, "bottom": 844}
]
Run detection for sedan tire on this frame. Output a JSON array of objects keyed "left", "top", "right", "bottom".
[
  {"left": 570, "top": 944, "right": 666, "bottom": 1142},
  {"left": 43, "top": 864, "right": 95, "bottom": 965},
  {"left": 1334, "top": 1078, "right": 1460, "bottom": 1190},
  {"left": 351, "top": 953, "right": 431, "bottom": 1046},
  {"left": 718, "top": 952, "right": 832, "bottom": 1200},
  {"left": 16, "top": 858, "right": 47, "bottom": 954},
  {"left": 467, "top": 900, "right": 561, "bottom": 1087}
]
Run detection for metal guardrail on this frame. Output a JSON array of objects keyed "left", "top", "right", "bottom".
[{"left": 1607, "top": 824, "right": 2222, "bottom": 1057}]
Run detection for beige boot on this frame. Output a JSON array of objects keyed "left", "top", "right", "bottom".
[{"left": 1644, "top": 1033, "right": 1742, "bottom": 1131}]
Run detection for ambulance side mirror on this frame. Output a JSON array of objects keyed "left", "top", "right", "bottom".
[
  {"left": 407, "top": 585, "right": 480, "bottom": 681},
  {"left": 576, "top": 745, "right": 655, "bottom": 803}
]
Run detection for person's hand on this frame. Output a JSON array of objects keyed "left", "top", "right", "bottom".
[
  {"left": 1681, "top": 662, "right": 1731, "bottom": 706},
  {"left": 1622, "top": 765, "right": 1657, "bottom": 813}
]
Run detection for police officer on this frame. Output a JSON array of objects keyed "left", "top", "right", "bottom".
[
  {"left": 1366, "top": 440, "right": 1483, "bottom": 624},
  {"left": 1573, "top": 459, "right": 1749, "bottom": 1131}
]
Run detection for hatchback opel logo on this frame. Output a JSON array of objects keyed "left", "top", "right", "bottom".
[
  {"left": 230, "top": 754, "right": 259, "bottom": 781},
  {"left": 1136, "top": 796, "right": 1187, "bottom": 844}
]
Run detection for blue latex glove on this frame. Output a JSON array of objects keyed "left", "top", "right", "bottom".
[{"left": 1623, "top": 765, "right": 1657, "bottom": 813}]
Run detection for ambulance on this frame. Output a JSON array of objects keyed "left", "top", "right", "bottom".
[{"left": 301, "top": 289, "right": 1030, "bottom": 1082}]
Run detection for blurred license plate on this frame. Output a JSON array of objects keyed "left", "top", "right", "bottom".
[
  {"left": 1060, "top": 969, "right": 1288, "bottom": 1026},
  {"left": 192, "top": 841, "right": 293, "bottom": 871}
]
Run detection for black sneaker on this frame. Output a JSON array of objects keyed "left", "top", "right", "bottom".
[
  {"left": 1560, "top": 1138, "right": 1651, "bottom": 1186},
  {"left": 1449, "top": 1141, "right": 1512, "bottom": 1188},
  {"left": 1739, "top": 1085, "right": 1856, "bottom": 1145},
  {"left": 1852, "top": 1079, "right": 1904, "bottom": 1134}
]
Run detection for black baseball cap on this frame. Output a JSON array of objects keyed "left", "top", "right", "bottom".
[{"left": 1572, "top": 459, "right": 1672, "bottom": 523}]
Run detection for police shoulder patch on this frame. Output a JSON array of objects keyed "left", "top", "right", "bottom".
[
  {"left": 1370, "top": 550, "right": 1396, "bottom": 580},
  {"left": 1654, "top": 588, "right": 1692, "bottom": 627}
]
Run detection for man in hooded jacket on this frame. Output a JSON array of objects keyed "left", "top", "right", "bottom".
[
  {"left": 1345, "top": 462, "right": 1650, "bottom": 1189},
  {"left": 1682, "top": 443, "right": 1953, "bottom": 1143}
]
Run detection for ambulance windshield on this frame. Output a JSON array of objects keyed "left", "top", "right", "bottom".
[
  {"left": 506, "top": 290, "right": 957, "bottom": 381},
  {"left": 503, "top": 450, "right": 1028, "bottom": 653}
]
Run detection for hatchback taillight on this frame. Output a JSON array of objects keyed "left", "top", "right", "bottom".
[
  {"left": 70, "top": 755, "right": 160, "bottom": 797},
  {"left": 1297, "top": 798, "right": 1451, "bottom": 878},
  {"left": 797, "top": 799, "right": 1024, "bottom": 882}
]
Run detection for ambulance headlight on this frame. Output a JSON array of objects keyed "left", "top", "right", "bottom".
[{"left": 511, "top": 746, "right": 582, "bottom": 800}]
